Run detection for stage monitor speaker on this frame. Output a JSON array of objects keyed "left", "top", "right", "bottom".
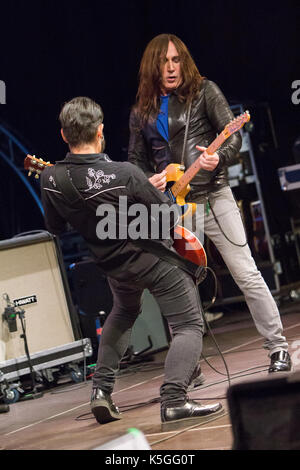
[
  {"left": 227, "top": 372, "right": 300, "bottom": 450},
  {"left": 70, "top": 259, "right": 113, "bottom": 315},
  {"left": 70, "top": 259, "right": 170, "bottom": 356},
  {"left": 130, "top": 289, "right": 170, "bottom": 355},
  {"left": 0, "top": 232, "right": 80, "bottom": 362}
]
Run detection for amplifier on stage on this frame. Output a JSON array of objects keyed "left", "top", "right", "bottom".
[
  {"left": 278, "top": 163, "right": 300, "bottom": 191},
  {"left": 0, "top": 231, "right": 94, "bottom": 401},
  {"left": 69, "top": 259, "right": 170, "bottom": 359},
  {"left": 0, "top": 231, "right": 81, "bottom": 362}
]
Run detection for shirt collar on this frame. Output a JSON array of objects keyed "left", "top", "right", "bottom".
[{"left": 56, "top": 152, "right": 112, "bottom": 165}]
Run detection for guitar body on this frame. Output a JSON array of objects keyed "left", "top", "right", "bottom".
[
  {"left": 173, "top": 225, "right": 207, "bottom": 267},
  {"left": 165, "top": 163, "right": 197, "bottom": 217}
]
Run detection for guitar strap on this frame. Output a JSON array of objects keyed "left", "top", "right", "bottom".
[
  {"left": 54, "top": 162, "right": 206, "bottom": 284},
  {"left": 54, "top": 162, "right": 89, "bottom": 209},
  {"left": 180, "top": 101, "right": 192, "bottom": 167},
  {"left": 133, "top": 238, "right": 206, "bottom": 284}
]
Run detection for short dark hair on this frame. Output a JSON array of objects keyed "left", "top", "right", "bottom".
[{"left": 59, "top": 97, "right": 104, "bottom": 148}]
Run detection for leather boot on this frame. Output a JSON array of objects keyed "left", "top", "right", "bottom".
[
  {"left": 161, "top": 399, "right": 224, "bottom": 431},
  {"left": 268, "top": 350, "right": 292, "bottom": 373},
  {"left": 90, "top": 388, "right": 121, "bottom": 424}
]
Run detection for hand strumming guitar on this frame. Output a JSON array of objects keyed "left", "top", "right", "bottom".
[{"left": 148, "top": 170, "right": 167, "bottom": 192}]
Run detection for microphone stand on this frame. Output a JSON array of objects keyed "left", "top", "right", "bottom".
[
  {"left": 2, "top": 294, "right": 43, "bottom": 401},
  {"left": 17, "top": 308, "right": 43, "bottom": 400}
]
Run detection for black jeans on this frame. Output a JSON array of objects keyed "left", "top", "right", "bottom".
[{"left": 92, "top": 259, "right": 204, "bottom": 406}]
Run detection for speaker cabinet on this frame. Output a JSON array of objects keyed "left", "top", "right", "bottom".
[
  {"left": 0, "top": 232, "right": 80, "bottom": 362},
  {"left": 70, "top": 259, "right": 113, "bottom": 315},
  {"left": 227, "top": 372, "right": 300, "bottom": 450},
  {"left": 69, "top": 259, "right": 170, "bottom": 356},
  {"left": 130, "top": 289, "right": 170, "bottom": 355}
]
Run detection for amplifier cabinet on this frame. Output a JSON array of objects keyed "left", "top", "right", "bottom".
[
  {"left": 70, "top": 259, "right": 170, "bottom": 356},
  {"left": 0, "top": 231, "right": 80, "bottom": 362}
]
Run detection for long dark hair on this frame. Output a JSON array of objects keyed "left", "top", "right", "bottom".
[{"left": 135, "top": 34, "right": 204, "bottom": 123}]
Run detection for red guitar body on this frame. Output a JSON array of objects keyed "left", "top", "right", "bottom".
[{"left": 173, "top": 225, "right": 207, "bottom": 267}]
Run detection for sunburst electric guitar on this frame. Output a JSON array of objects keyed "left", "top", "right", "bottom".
[
  {"left": 165, "top": 111, "right": 251, "bottom": 217},
  {"left": 24, "top": 155, "right": 207, "bottom": 268}
]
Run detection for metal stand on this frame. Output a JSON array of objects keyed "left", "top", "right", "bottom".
[
  {"left": 1, "top": 294, "right": 43, "bottom": 401},
  {"left": 17, "top": 308, "right": 43, "bottom": 400},
  {"left": 241, "top": 115, "right": 281, "bottom": 292}
]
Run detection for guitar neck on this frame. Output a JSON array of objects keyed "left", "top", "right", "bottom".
[{"left": 171, "top": 131, "right": 226, "bottom": 197}]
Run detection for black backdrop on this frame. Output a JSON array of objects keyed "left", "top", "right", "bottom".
[{"left": 0, "top": 0, "right": 300, "bottom": 236}]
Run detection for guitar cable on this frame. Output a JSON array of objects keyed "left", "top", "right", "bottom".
[
  {"left": 207, "top": 197, "right": 248, "bottom": 248},
  {"left": 199, "top": 265, "right": 231, "bottom": 387},
  {"left": 197, "top": 189, "right": 256, "bottom": 384},
  {"left": 200, "top": 195, "right": 254, "bottom": 382}
]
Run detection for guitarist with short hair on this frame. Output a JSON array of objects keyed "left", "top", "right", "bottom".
[
  {"left": 129, "top": 33, "right": 291, "bottom": 373},
  {"left": 38, "top": 96, "right": 223, "bottom": 430}
]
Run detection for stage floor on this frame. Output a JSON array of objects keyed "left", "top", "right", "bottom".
[{"left": 1, "top": 300, "right": 300, "bottom": 451}]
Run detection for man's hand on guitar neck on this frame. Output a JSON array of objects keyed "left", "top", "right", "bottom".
[
  {"left": 149, "top": 170, "right": 167, "bottom": 192},
  {"left": 196, "top": 145, "right": 220, "bottom": 171}
]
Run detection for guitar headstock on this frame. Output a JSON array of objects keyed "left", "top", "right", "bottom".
[
  {"left": 223, "top": 111, "right": 251, "bottom": 138},
  {"left": 24, "top": 154, "right": 53, "bottom": 178}
]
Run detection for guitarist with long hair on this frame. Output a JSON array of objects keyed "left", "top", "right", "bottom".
[{"left": 129, "top": 33, "right": 291, "bottom": 374}]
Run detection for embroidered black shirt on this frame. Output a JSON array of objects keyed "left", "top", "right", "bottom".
[{"left": 41, "top": 152, "right": 179, "bottom": 281}]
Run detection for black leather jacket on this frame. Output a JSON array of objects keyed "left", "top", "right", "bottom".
[{"left": 128, "top": 79, "right": 242, "bottom": 200}]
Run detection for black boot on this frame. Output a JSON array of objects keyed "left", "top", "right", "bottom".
[
  {"left": 268, "top": 350, "right": 292, "bottom": 373},
  {"left": 90, "top": 388, "right": 122, "bottom": 424},
  {"left": 161, "top": 399, "right": 224, "bottom": 431}
]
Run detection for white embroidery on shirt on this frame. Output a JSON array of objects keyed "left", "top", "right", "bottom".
[
  {"left": 49, "top": 175, "right": 56, "bottom": 187},
  {"left": 85, "top": 168, "right": 116, "bottom": 191}
]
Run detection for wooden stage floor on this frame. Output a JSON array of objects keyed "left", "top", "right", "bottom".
[{"left": 1, "top": 300, "right": 300, "bottom": 451}]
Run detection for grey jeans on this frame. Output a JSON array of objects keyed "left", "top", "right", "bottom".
[
  {"left": 194, "top": 185, "right": 288, "bottom": 355},
  {"left": 92, "top": 259, "right": 205, "bottom": 406}
]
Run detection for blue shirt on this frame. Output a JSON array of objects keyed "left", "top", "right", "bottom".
[{"left": 156, "top": 94, "right": 169, "bottom": 141}]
